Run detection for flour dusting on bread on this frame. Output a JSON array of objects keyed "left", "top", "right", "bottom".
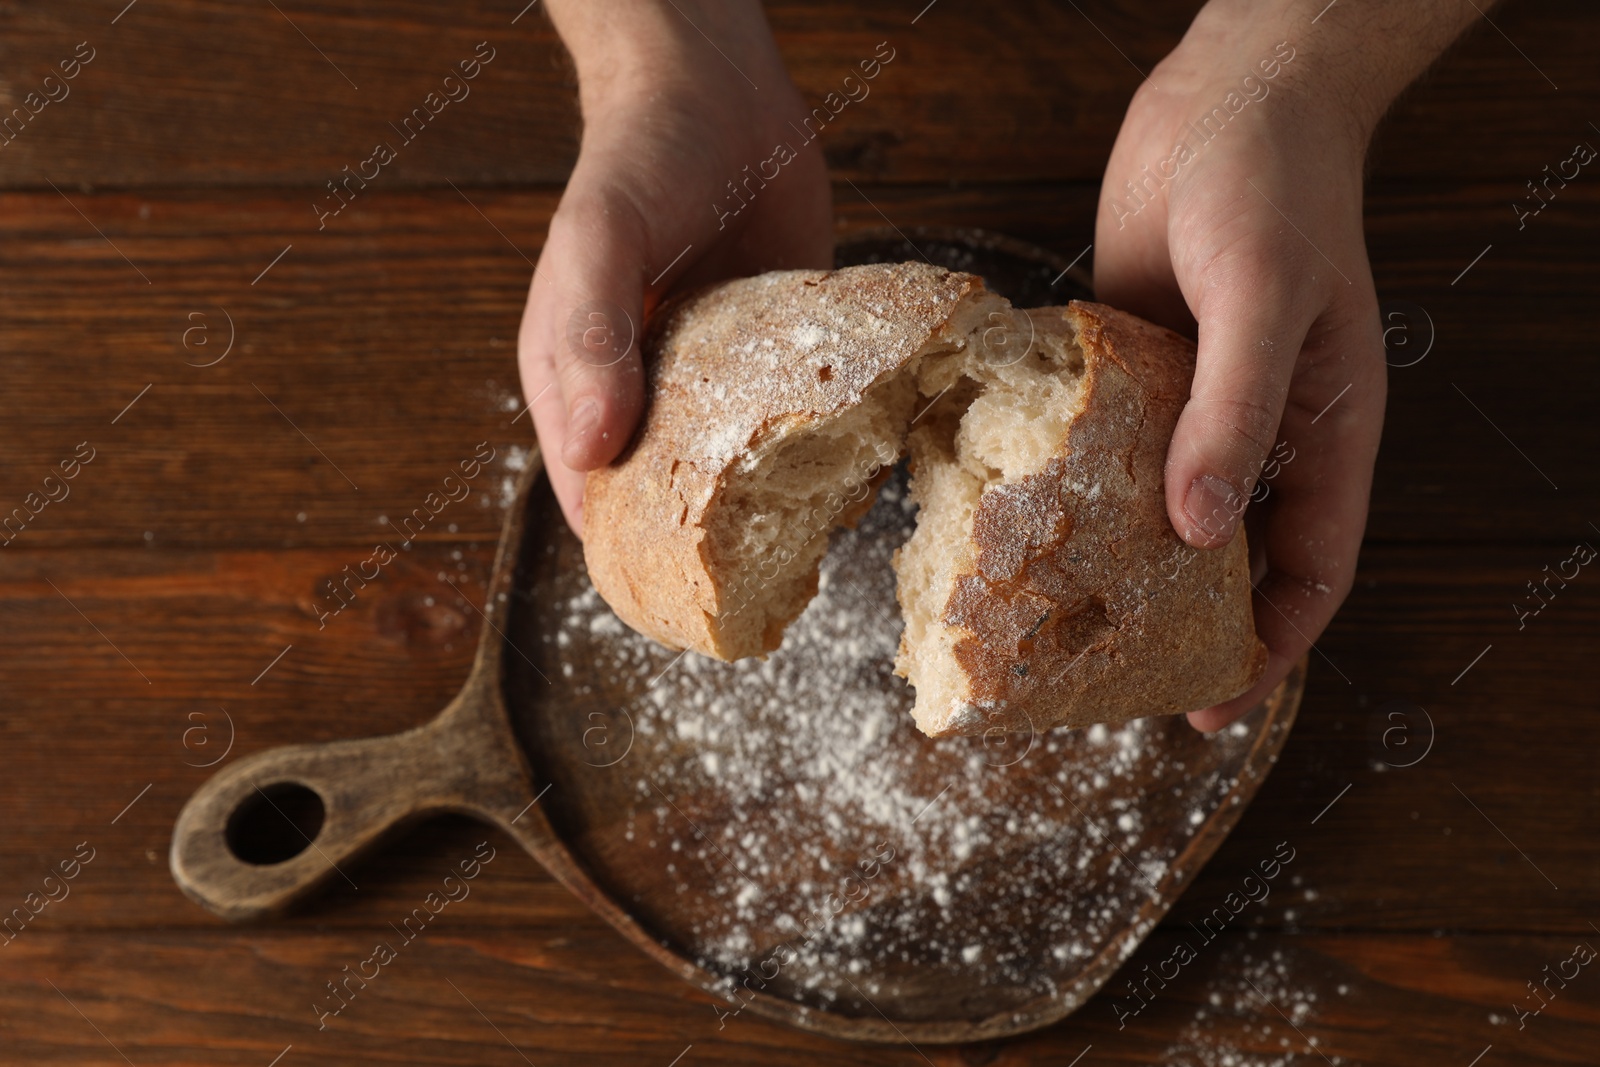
[
  {"left": 893, "top": 310, "right": 1091, "bottom": 734},
  {"left": 583, "top": 263, "right": 1266, "bottom": 735},
  {"left": 585, "top": 263, "right": 1005, "bottom": 663}
]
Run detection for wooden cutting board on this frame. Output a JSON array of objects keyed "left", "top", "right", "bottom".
[
  {"left": 172, "top": 229, "right": 1303, "bottom": 1045},
  {"left": 502, "top": 461, "right": 1303, "bottom": 1043}
]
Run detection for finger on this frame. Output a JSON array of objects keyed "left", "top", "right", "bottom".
[
  {"left": 1093, "top": 186, "right": 1194, "bottom": 336},
  {"left": 527, "top": 381, "right": 589, "bottom": 537},
  {"left": 1187, "top": 300, "right": 1385, "bottom": 730},
  {"left": 517, "top": 177, "right": 652, "bottom": 534},
  {"left": 1165, "top": 233, "right": 1324, "bottom": 550},
  {"left": 536, "top": 184, "right": 650, "bottom": 473},
  {"left": 517, "top": 251, "right": 580, "bottom": 531},
  {"left": 1187, "top": 642, "right": 1299, "bottom": 732},
  {"left": 516, "top": 256, "right": 581, "bottom": 532}
]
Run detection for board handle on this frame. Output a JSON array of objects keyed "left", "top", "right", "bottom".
[{"left": 170, "top": 687, "right": 533, "bottom": 920}]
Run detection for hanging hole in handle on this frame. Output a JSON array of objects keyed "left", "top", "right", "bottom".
[{"left": 225, "top": 782, "right": 327, "bottom": 866}]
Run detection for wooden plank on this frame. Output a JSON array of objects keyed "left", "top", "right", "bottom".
[
  {"left": 2, "top": 5, "right": 1593, "bottom": 1062},
  {"left": 1187, "top": 539, "right": 1600, "bottom": 935},
  {"left": 0, "top": 188, "right": 554, "bottom": 552},
  {"left": 0, "top": 1, "right": 1594, "bottom": 187},
  {"left": 0, "top": 543, "right": 1595, "bottom": 933},
  {"left": 1, "top": 183, "right": 1596, "bottom": 550},
  {"left": 0, "top": 0, "right": 582, "bottom": 188},
  {"left": 1364, "top": 176, "right": 1599, "bottom": 537},
  {"left": 2, "top": 930, "right": 1595, "bottom": 1064}
]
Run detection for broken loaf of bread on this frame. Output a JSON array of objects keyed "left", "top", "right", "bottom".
[{"left": 582, "top": 263, "right": 1266, "bottom": 736}]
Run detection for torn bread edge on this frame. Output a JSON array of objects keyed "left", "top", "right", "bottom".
[{"left": 583, "top": 263, "right": 1266, "bottom": 736}]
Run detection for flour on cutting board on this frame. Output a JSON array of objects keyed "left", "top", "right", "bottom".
[{"left": 543, "top": 469, "right": 1266, "bottom": 1012}]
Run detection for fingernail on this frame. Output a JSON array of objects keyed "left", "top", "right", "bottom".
[
  {"left": 563, "top": 399, "right": 599, "bottom": 462},
  {"left": 1183, "top": 474, "right": 1242, "bottom": 546}
]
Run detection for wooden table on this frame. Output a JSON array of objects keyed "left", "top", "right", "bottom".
[{"left": 2, "top": 2, "right": 1596, "bottom": 1063}]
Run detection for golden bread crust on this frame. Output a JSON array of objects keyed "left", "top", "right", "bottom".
[
  {"left": 584, "top": 263, "right": 988, "bottom": 658},
  {"left": 932, "top": 301, "right": 1267, "bottom": 736}
]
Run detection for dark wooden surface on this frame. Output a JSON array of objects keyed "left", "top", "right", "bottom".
[{"left": 1, "top": 1, "right": 1596, "bottom": 1064}]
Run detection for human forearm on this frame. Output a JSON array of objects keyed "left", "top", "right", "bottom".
[
  {"left": 1166, "top": 0, "right": 1486, "bottom": 150},
  {"left": 544, "top": 0, "right": 779, "bottom": 110}
]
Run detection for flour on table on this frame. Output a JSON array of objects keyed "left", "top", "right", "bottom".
[{"left": 1163, "top": 941, "right": 1348, "bottom": 1067}]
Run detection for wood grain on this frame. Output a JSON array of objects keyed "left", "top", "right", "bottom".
[
  {"left": 4, "top": 931, "right": 1596, "bottom": 1065},
  {"left": 2, "top": 543, "right": 1594, "bottom": 934},
  {"left": 3, "top": 0, "right": 1598, "bottom": 1060},
  {"left": 0, "top": 1, "right": 1594, "bottom": 186},
  {"left": 2, "top": 184, "right": 1597, "bottom": 549}
]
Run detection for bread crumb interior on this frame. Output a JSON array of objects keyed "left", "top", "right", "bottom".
[
  {"left": 895, "top": 313, "right": 1088, "bottom": 733},
  {"left": 698, "top": 301, "right": 1088, "bottom": 685},
  {"left": 703, "top": 375, "right": 915, "bottom": 656}
]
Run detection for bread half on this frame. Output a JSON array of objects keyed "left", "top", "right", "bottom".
[
  {"left": 892, "top": 302, "right": 1266, "bottom": 735},
  {"left": 582, "top": 263, "right": 1267, "bottom": 734},
  {"left": 584, "top": 263, "right": 1007, "bottom": 661}
]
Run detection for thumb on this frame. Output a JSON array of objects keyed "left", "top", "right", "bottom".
[
  {"left": 1166, "top": 245, "right": 1318, "bottom": 548},
  {"left": 538, "top": 185, "right": 650, "bottom": 473}
]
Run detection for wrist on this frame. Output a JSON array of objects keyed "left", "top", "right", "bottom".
[
  {"left": 546, "top": 0, "right": 778, "bottom": 114},
  {"left": 1173, "top": 0, "right": 1481, "bottom": 152}
]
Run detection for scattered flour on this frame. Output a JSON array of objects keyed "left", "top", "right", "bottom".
[
  {"left": 1163, "top": 942, "right": 1346, "bottom": 1067},
  {"left": 534, "top": 467, "right": 1272, "bottom": 1019}
]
